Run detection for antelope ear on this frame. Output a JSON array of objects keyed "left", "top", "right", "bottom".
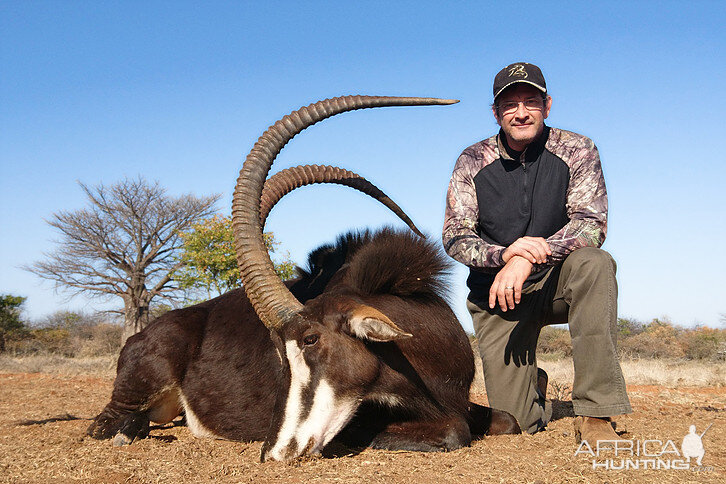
[{"left": 347, "top": 305, "right": 413, "bottom": 342}]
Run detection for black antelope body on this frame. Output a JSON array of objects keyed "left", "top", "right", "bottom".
[{"left": 87, "top": 96, "right": 520, "bottom": 462}]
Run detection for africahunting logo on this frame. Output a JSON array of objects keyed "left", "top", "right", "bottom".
[{"left": 574, "top": 424, "right": 713, "bottom": 471}]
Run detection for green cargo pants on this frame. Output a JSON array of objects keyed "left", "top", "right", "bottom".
[{"left": 467, "top": 247, "right": 632, "bottom": 434}]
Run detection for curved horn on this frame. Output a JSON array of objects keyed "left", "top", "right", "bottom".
[
  {"left": 260, "top": 164, "right": 424, "bottom": 237},
  {"left": 232, "top": 95, "right": 459, "bottom": 330}
]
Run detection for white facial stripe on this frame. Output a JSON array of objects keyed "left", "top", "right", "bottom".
[
  {"left": 267, "top": 343, "right": 361, "bottom": 461},
  {"left": 268, "top": 340, "right": 312, "bottom": 461},
  {"left": 296, "top": 379, "right": 359, "bottom": 452}
]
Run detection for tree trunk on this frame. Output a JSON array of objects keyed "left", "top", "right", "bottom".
[{"left": 121, "top": 299, "right": 151, "bottom": 344}]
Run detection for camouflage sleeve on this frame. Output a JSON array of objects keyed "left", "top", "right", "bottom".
[
  {"left": 544, "top": 142, "right": 607, "bottom": 265},
  {"left": 442, "top": 148, "right": 506, "bottom": 270}
]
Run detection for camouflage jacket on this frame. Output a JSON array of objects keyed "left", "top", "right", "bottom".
[{"left": 442, "top": 126, "right": 608, "bottom": 290}]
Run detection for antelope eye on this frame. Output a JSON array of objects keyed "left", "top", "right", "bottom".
[{"left": 302, "top": 334, "right": 319, "bottom": 346}]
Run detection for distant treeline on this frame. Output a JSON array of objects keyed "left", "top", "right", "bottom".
[
  {"left": 1, "top": 310, "right": 124, "bottom": 357},
  {"left": 537, "top": 317, "right": 726, "bottom": 361}
]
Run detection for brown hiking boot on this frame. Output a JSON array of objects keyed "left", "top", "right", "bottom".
[{"left": 574, "top": 416, "right": 627, "bottom": 445}]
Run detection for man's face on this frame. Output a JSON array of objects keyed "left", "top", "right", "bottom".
[{"left": 492, "top": 84, "right": 552, "bottom": 151}]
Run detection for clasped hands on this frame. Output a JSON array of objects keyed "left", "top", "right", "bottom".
[{"left": 489, "top": 236, "right": 551, "bottom": 311}]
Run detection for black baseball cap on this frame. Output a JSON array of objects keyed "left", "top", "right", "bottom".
[{"left": 493, "top": 62, "right": 547, "bottom": 101}]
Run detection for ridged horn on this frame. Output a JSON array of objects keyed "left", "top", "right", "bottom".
[
  {"left": 260, "top": 164, "right": 424, "bottom": 237},
  {"left": 232, "top": 95, "right": 459, "bottom": 330}
]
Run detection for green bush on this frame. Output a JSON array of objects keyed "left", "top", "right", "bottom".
[
  {"left": 619, "top": 331, "right": 684, "bottom": 359},
  {"left": 80, "top": 323, "right": 124, "bottom": 357},
  {"left": 617, "top": 317, "right": 645, "bottom": 337},
  {"left": 537, "top": 326, "right": 572, "bottom": 357},
  {"left": 4, "top": 311, "right": 122, "bottom": 357},
  {"left": 679, "top": 327, "right": 726, "bottom": 360},
  {"left": 34, "top": 328, "right": 73, "bottom": 356},
  {"left": 618, "top": 318, "right": 684, "bottom": 359},
  {"left": 537, "top": 317, "right": 726, "bottom": 361},
  {"left": 1, "top": 294, "right": 29, "bottom": 351}
]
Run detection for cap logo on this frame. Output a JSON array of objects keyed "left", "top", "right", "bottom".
[{"left": 508, "top": 64, "right": 528, "bottom": 78}]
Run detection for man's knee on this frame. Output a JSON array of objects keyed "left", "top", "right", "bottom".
[{"left": 563, "top": 247, "right": 616, "bottom": 276}]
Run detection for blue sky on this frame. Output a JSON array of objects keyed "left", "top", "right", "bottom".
[{"left": 1, "top": 1, "right": 725, "bottom": 331}]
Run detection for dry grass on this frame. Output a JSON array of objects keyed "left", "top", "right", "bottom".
[
  {"left": 0, "top": 355, "right": 117, "bottom": 378},
  {"left": 541, "top": 357, "right": 726, "bottom": 388},
  {"left": 470, "top": 351, "right": 726, "bottom": 396}
]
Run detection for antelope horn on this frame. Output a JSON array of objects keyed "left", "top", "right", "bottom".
[
  {"left": 260, "top": 164, "right": 424, "bottom": 237},
  {"left": 232, "top": 95, "right": 459, "bottom": 330}
]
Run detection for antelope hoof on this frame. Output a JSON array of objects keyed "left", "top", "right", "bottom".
[{"left": 113, "top": 433, "right": 133, "bottom": 447}]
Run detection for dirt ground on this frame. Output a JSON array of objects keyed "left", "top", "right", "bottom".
[{"left": 0, "top": 372, "right": 724, "bottom": 484}]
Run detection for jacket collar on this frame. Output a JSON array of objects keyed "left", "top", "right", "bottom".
[{"left": 497, "top": 125, "right": 550, "bottom": 162}]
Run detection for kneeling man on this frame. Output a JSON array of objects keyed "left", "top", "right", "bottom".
[{"left": 443, "top": 62, "right": 631, "bottom": 443}]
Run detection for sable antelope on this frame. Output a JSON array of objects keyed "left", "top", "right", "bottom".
[{"left": 87, "top": 96, "right": 520, "bottom": 462}]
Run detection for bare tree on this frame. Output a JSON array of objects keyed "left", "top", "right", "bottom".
[{"left": 26, "top": 177, "right": 219, "bottom": 342}]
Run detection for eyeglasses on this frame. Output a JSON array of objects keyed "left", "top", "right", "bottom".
[{"left": 496, "top": 98, "right": 544, "bottom": 115}]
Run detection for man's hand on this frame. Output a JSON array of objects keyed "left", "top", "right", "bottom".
[
  {"left": 502, "top": 236, "right": 551, "bottom": 265},
  {"left": 489, "top": 256, "right": 533, "bottom": 312}
]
